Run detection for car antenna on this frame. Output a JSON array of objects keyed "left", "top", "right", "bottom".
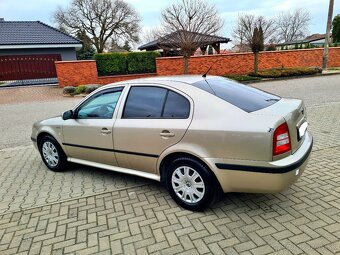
[{"left": 202, "top": 60, "right": 217, "bottom": 78}]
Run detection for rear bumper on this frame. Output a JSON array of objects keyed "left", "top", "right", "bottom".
[{"left": 207, "top": 131, "right": 313, "bottom": 193}]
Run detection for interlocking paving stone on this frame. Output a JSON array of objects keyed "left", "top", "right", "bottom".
[
  {"left": 0, "top": 145, "right": 338, "bottom": 254},
  {"left": 0, "top": 76, "right": 340, "bottom": 254},
  {"left": 0, "top": 146, "right": 150, "bottom": 214}
]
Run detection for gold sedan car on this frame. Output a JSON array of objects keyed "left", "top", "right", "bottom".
[{"left": 31, "top": 75, "right": 313, "bottom": 211}]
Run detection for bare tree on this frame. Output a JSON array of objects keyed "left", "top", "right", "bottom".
[
  {"left": 159, "top": 0, "right": 224, "bottom": 73},
  {"left": 141, "top": 27, "right": 162, "bottom": 44},
  {"left": 233, "top": 15, "right": 247, "bottom": 52},
  {"left": 251, "top": 27, "right": 264, "bottom": 74},
  {"left": 233, "top": 14, "right": 276, "bottom": 47},
  {"left": 275, "top": 9, "right": 311, "bottom": 42},
  {"left": 54, "top": 0, "right": 140, "bottom": 53},
  {"left": 233, "top": 14, "right": 274, "bottom": 73}
]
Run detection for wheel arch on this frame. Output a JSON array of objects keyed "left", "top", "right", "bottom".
[
  {"left": 37, "top": 131, "right": 55, "bottom": 146},
  {"left": 36, "top": 131, "right": 65, "bottom": 154},
  {"left": 159, "top": 152, "right": 222, "bottom": 192}
]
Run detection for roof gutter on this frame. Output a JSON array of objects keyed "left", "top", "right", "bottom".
[{"left": 0, "top": 43, "right": 83, "bottom": 50}]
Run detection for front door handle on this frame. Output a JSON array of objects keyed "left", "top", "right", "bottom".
[
  {"left": 160, "top": 130, "right": 175, "bottom": 138},
  {"left": 101, "top": 128, "right": 112, "bottom": 135}
]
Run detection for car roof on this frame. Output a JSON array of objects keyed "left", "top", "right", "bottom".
[{"left": 111, "top": 75, "right": 220, "bottom": 86}]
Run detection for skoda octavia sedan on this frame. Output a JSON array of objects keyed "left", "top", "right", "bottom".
[{"left": 31, "top": 75, "right": 313, "bottom": 211}]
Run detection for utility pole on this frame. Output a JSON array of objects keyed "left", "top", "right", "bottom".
[{"left": 322, "top": 0, "right": 334, "bottom": 71}]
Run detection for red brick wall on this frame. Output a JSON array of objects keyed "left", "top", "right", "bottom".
[
  {"left": 97, "top": 73, "right": 157, "bottom": 85},
  {"left": 55, "top": 60, "right": 98, "bottom": 87},
  {"left": 56, "top": 48, "right": 340, "bottom": 87},
  {"left": 156, "top": 47, "right": 340, "bottom": 75},
  {"left": 55, "top": 60, "right": 156, "bottom": 87}
]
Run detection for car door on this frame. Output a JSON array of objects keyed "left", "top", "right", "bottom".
[
  {"left": 62, "top": 87, "right": 124, "bottom": 166},
  {"left": 113, "top": 85, "right": 193, "bottom": 174}
]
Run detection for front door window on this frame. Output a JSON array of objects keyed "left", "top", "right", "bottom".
[{"left": 77, "top": 88, "right": 123, "bottom": 119}]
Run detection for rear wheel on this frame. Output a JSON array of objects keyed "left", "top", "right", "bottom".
[
  {"left": 165, "top": 157, "right": 219, "bottom": 211},
  {"left": 38, "top": 135, "right": 67, "bottom": 172}
]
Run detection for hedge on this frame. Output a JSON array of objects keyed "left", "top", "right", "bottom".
[
  {"left": 93, "top": 53, "right": 127, "bottom": 76},
  {"left": 93, "top": 51, "right": 161, "bottom": 76},
  {"left": 127, "top": 52, "right": 161, "bottom": 74}
]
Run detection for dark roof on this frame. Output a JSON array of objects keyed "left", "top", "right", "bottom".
[
  {"left": 138, "top": 30, "right": 230, "bottom": 50},
  {"left": 304, "top": 33, "right": 326, "bottom": 41},
  {"left": 0, "top": 21, "right": 81, "bottom": 46},
  {"left": 277, "top": 34, "right": 327, "bottom": 46}
]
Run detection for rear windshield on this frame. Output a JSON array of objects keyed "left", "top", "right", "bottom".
[{"left": 192, "top": 77, "right": 281, "bottom": 112}]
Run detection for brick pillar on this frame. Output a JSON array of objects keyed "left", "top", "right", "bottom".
[{"left": 55, "top": 60, "right": 99, "bottom": 87}]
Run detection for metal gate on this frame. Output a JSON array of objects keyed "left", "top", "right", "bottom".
[{"left": 0, "top": 54, "right": 61, "bottom": 86}]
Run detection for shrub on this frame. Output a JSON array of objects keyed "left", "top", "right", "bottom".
[
  {"left": 63, "top": 84, "right": 101, "bottom": 96},
  {"left": 85, "top": 85, "right": 100, "bottom": 94},
  {"left": 75, "top": 85, "right": 86, "bottom": 94},
  {"left": 93, "top": 53, "right": 128, "bottom": 76},
  {"left": 93, "top": 51, "right": 160, "bottom": 76},
  {"left": 249, "top": 67, "right": 322, "bottom": 78},
  {"left": 266, "top": 44, "right": 276, "bottom": 51},
  {"left": 224, "top": 75, "right": 262, "bottom": 82},
  {"left": 126, "top": 52, "right": 160, "bottom": 74},
  {"left": 63, "top": 86, "right": 76, "bottom": 95}
]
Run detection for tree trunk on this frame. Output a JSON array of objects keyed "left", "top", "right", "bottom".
[
  {"left": 254, "top": 52, "right": 259, "bottom": 75},
  {"left": 322, "top": 0, "right": 334, "bottom": 70},
  {"left": 183, "top": 56, "right": 189, "bottom": 74}
]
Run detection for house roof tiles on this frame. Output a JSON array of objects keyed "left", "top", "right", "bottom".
[{"left": 0, "top": 20, "right": 81, "bottom": 46}]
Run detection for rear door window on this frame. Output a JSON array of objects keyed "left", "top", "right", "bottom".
[
  {"left": 123, "top": 86, "right": 167, "bottom": 118},
  {"left": 192, "top": 77, "right": 281, "bottom": 112},
  {"left": 122, "top": 86, "right": 190, "bottom": 119}
]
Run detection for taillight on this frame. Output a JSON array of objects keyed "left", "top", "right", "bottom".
[{"left": 273, "top": 122, "right": 291, "bottom": 156}]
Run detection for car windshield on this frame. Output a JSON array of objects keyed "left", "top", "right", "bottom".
[{"left": 192, "top": 77, "right": 281, "bottom": 112}]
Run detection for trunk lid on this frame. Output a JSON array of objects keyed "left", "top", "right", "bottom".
[{"left": 252, "top": 98, "right": 307, "bottom": 154}]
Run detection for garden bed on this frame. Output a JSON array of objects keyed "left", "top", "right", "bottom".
[
  {"left": 225, "top": 67, "right": 322, "bottom": 82},
  {"left": 63, "top": 84, "right": 100, "bottom": 96}
]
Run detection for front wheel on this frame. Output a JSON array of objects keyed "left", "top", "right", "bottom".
[
  {"left": 38, "top": 135, "right": 67, "bottom": 172},
  {"left": 166, "top": 157, "right": 218, "bottom": 211}
]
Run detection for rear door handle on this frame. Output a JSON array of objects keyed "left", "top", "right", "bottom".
[
  {"left": 160, "top": 130, "right": 175, "bottom": 138},
  {"left": 101, "top": 128, "right": 112, "bottom": 135}
]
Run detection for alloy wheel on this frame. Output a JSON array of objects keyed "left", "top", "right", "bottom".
[
  {"left": 171, "top": 166, "right": 206, "bottom": 204},
  {"left": 42, "top": 141, "right": 59, "bottom": 167}
]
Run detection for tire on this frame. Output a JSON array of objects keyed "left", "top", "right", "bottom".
[
  {"left": 38, "top": 135, "right": 68, "bottom": 172},
  {"left": 165, "top": 157, "right": 219, "bottom": 211}
]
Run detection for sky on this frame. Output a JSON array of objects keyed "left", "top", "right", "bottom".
[{"left": 0, "top": 0, "right": 339, "bottom": 49}]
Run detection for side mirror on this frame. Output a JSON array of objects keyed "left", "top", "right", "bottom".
[{"left": 62, "top": 110, "right": 74, "bottom": 120}]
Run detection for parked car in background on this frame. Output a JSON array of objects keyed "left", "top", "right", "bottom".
[{"left": 31, "top": 75, "right": 313, "bottom": 211}]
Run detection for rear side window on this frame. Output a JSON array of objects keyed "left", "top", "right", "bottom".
[
  {"left": 163, "top": 91, "right": 190, "bottom": 118},
  {"left": 123, "top": 86, "right": 190, "bottom": 119},
  {"left": 192, "top": 77, "right": 281, "bottom": 112}
]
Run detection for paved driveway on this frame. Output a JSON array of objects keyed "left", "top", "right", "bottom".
[
  {"left": 0, "top": 75, "right": 339, "bottom": 255},
  {"left": 0, "top": 86, "right": 80, "bottom": 149}
]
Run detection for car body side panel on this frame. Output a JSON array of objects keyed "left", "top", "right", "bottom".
[
  {"left": 113, "top": 84, "right": 194, "bottom": 174},
  {"left": 62, "top": 118, "right": 117, "bottom": 165},
  {"left": 169, "top": 87, "right": 282, "bottom": 161}
]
